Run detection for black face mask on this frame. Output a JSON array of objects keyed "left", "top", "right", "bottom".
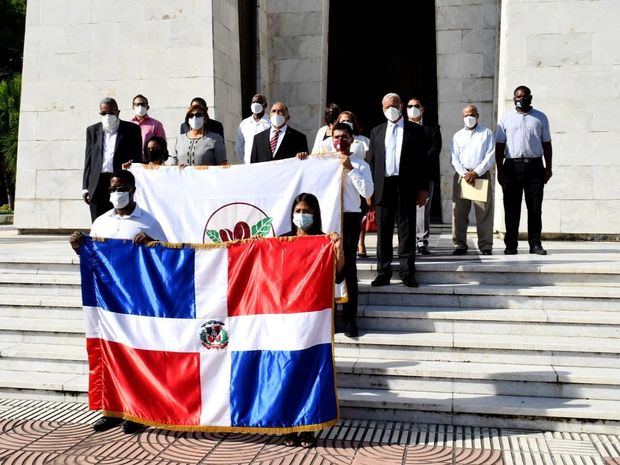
[
  {"left": 515, "top": 95, "right": 532, "bottom": 109},
  {"left": 325, "top": 111, "right": 339, "bottom": 125},
  {"left": 148, "top": 149, "right": 167, "bottom": 163}
]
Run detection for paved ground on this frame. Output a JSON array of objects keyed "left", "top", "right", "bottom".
[{"left": 1, "top": 399, "right": 620, "bottom": 464}]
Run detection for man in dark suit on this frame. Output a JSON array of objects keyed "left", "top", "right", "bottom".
[
  {"left": 407, "top": 97, "right": 442, "bottom": 255},
  {"left": 179, "top": 97, "right": 224, "bottom": 138},
  {"left": 367, "top": 93, "right": 429, "bottom": 287},
  {"left": 83, "top": 98, "right": 142, "bottom": 221},
  {"left": 250, "top": 102, "right": 309, "bottom": 163}
]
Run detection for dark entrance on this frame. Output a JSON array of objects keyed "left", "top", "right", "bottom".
[{"left": 326, "top": 1, "right": 441, "bottom": 221}]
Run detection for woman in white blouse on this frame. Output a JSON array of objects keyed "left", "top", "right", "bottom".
[{"left": 310, "top": 103, "right": 341, "bottom": 154}]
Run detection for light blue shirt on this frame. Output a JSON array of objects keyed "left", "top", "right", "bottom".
[{"left": 495, "top": 108, "right": 551, "bottom": 159}]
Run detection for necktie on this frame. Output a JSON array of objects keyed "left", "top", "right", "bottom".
[
  {"left": 387, "top": 123, "right": 398, "bottom": 175},
  {"left": 270, "top": 128, "right": 280, "bottom": 156}
]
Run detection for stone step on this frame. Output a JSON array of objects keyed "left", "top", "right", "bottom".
[
  {"left": 0, "top": 306, "right": 82, "bottom": 320},
  {"left": 359, "top": 282, "right": 620, "bottom": 310},
  {"left": 0, "top": 316, "right": 85, "bottom": 346}
]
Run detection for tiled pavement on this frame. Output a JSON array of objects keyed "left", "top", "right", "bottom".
[{"left": 1, "top": 399, "right": 619, "bottom": 464}]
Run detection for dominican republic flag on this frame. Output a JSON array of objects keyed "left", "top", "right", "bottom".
[{"left": 80, "top": 235, "right": 339, "bottom": 433}]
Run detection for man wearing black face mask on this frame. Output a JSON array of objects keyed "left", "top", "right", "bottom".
[{"left": 496, "top": 86, "right": 553, "bottom": 255}]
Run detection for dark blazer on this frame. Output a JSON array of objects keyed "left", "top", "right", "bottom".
[
  {"left": 250, "top": 126, "right": 309, "bottom": 163},
  {"left": 423, "top": 123, "right": 442, "bottom": 183},
  {"left": 367, "top": 120, "right": 429, "bottom": 204},
  {"left": 180, "top": 119, "right": 224, "bottom": 138},
  {"left": 82, "top": 120, "right": 142, "bottom": 196}
]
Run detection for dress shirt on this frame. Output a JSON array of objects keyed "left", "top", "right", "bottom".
[
  {"left": 101, "top": 130, "right": 117, "bottom": 173},
  {"left": 270, "top": 124, "right": 288, "bottom": 156},
  {"left": 131, "top": 115, "right": 166, "bottom": 147},
  {"left": 320, "top": 138, "right": 366, "bottom": 160},
  {"left": 344, "top": 156, "right": 375, "bottom": 212},
  {"left": 90, "top": 205, "right": 167, "bottom": 242},
  {"left": 235, "top": 114, "right": 271, "bottom": 163},
  {"left": 384, "top": 117, "right": 404, "bottom": 176},
  {"left": 495, "top": 108, "right": 551, "bottom": 159},
  {"left": 311, "top": 125, "right": 328, "bottom": 154},
  {"left": 451, "top": 124, "right": 495, "bottom": 176}
]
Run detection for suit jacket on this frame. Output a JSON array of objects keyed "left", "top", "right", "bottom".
[
  {"left": 423, "top": 123, "right": 442, "bottom": 183},
  {"left": 250, "top": 126, "right": 309, "bottom": 163},
  {"left": 367, "top": 120, "right": 429, "bottom": 204},
  {"left": 180, "top": 119, "right": 224, "bottom": 138},
  {"left": 83, "top": 120, "right": 142, "bottom": 196}
]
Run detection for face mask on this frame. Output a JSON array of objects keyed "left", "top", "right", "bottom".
[
  {"left": 293, "top": 212, "right": 313, "bottom": 231},
  {"left": 148, "top": 149, "right": 165, "bottom": 162},
  {"left": 134, "top": 105, "right": 147, "bottom": 117},
  {"left": 463, "top": 116, "right": 478, "bottom": 129},
  {"left": 189, "top": 116, "right": 204, "bottom": 130},
  {"left": 325, "top": 111, "right": 338, "bottom": 125},
  {"left": 334, "top": 138, "right": 351, "bottom": 152},
  {"left": 110, "top": 191, "right": 130, "bottom": 210},
  {"left": 101, "top": 114, "right": 119, "bottom": 133},
  {"left": 407, "top": 106, "right": 422, "bottom": 119},
  {"left": 341, "top": 121, "right": 354, "bottom": 131},
  {"left": 384, "top": 107, "right": 401, "bottom": 123},
  {"left": 250, "top": 102, "right": 263, "bottom": 114},
  {"left": 271, "top": 113, "right": 286, "bottom": 128},
  {"left": 515, "top": 96, "right": 532, "bottom": 109}
]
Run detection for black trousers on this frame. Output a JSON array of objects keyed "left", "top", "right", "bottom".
[
  {"left": 376, "top": 177, "right": 417, "bottom": 279},
  {"left": 342, "top": 212, "right": 361, "bottom": 322},
  {"left": 89, "top": 173, "right": 113, "bottom": 222},
  {"left": 502, "top": 158, "right": 545, "bottom": 249}
]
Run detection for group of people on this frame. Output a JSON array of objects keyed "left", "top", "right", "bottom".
[{"left": 73, "top": 85, "right": 553, "bottom": 439}]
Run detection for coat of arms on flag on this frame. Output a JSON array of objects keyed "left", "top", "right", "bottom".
[{"left": 80, "top": 235, "right": 339, "bottom": 433}]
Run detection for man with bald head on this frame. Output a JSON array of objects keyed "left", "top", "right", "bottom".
[
  {"left": 250, "top": 101, "right": 308, "bottom": 163},
  {"left": 367, "top": 93, "right": 429, "bottom": 288},
  {"left": 450, "top": 104, "right": 496, "bottom": 255},
  {"left": 235, "top": 94, "right": 271, "bottom": 164}
]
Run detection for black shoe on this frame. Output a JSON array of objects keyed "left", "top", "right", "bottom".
[
  {"left": 122, "top": 420, "right": 146, "bottom": 435},
  {"left": 452, "top": 248, "right": 467, "bottom": 256},
  {"left": 529, "top": 245, "right": 547, "bottom": 255},
  {"left": 371, "top": 275, "right": 391, "bottom": 287},
  {"left": 344, "top": 320, "right": 359, "bottom": 338},
  {"left": 92, "top": 416, "right": 123, "bottom": 432},
  {"left": 401, "top": 276, "right": 419, "bottom": 288},
  {"left": 481, "top": 250, "right": 492, "bottom": 255},
  {"left": 417, "top": 246, "right": 431, "bottom": 256},
  {"left": 504, "top": 248, "right": 518, "bottom": 255}
]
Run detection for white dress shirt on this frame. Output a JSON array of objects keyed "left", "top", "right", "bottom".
[
  {"left": 235, "top": 114, "right": 271, "bottom": 164},
  {"left": 90, "top": 205, "right": 167, "bottom": 242},
  {"left": 384, "top": 118, "right": 404, "bottom": 176},
  {"left": 102, "top": 130, "right": 117, "bottom": 173},
  {"left": 270, "top": 124, "right": 288, "bottom": 156},
  {"left": 451, "top": 124, "right": 496, "bottom": 176},
  {"left": 344, "top": 157, "right": 375, "bottom": 212}
]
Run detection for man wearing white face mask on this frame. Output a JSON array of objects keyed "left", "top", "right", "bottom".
[
  {"left": 83, "top": 97, "right": 143, "bottom": 222},
  {"left": 235, "top": 94, "right": 271, "bottom": 164},
  {"left": 367, "top": 93, "right": 429, "bottom": 288},
  {"left": 450, "top": 104, "right": 495, "bottom": 255},
  {"left": 250, "top": 102, "right": 308, "bottom": 163},
  {"left": 407, "top": 97, "right": 442, "bottom": 256},
  {"left": 130, "top": 94, "right": 166, "bottom": 162}
]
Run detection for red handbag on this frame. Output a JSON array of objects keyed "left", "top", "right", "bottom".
[{"left": 364, "top": 210, "right": 377, "bottom": 233}]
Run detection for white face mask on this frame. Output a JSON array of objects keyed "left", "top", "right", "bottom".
[
  {"left": 110, "top": 191, "right": 130, "bottom": 210},
  {"left": 270, "top": 113, "right": 286, "bottom": 128},
  {"left": 407, "top": 106, "right": 422, "bottom": 120},
  {"left": 133, "top": 105, "right": 147, "bottom": 117},
  {"left": 293, "top": 213, "right": 313, "bottom": 231},
  {"left": 341, "top": 121, "right": 354, "bottom": 131},
  {"left": 250, "top": 102, "right": 264, "bottom": 114},
  {"left": 101, "top": 114, "right": 119, "bottom": 133},
  {"left": 188, "top": 116, "right": 204, "bottom": 130},
  {"left": 384, "top": 106, "right": 401, "bottom": 123},
  {"left": 463, "top": 115, "right": 478, "bottom": 129}
]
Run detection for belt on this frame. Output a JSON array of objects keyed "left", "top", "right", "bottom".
[{"left": 506, "top": 157, "right": 542, "bottom": 163}]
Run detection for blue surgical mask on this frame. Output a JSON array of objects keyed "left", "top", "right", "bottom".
[{"left": 293, "top": 213, "right": 313, "bottom": 231}]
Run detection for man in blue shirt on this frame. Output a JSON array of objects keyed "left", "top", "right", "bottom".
[{"left": 495, "top": 86, "right": 553, "bottom": 255}]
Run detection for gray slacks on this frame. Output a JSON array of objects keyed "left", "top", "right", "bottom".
[{"left": 452, "top": 171, "right": 494, "bottom": 252}]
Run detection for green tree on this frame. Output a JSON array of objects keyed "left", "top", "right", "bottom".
[{"left": 0, "top": 73, "right": 21, "bottom": 209}]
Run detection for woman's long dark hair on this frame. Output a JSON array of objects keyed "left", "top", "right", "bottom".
[{"left": 290, "top": 193, "right": 323, "bottom": 235}]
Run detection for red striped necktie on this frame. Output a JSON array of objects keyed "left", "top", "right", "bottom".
[{"left": 270, "top": 128, "right": 280, "bottom": 155}]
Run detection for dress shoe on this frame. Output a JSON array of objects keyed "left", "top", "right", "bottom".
[
  {"left": 344, "top": 320, "right": 359, "bottom": 338},
  {"left": 92, "top": 416, "right": 123, "bottom": 432},
  {"left": 371, "top": 275, "right": 391, "bottom": 287},
  {"left": 417, "top": 246, "right": 431, "bottom": 256},
  {"left": 481, "top": 250, "right": 492, "bottom": 255},
  {"left": 529, "top": 245, "right": 547, "bottom": 255},
  {"left": 504, "top": 248, "right": 518, "bottom": 255},
  {"left": 401, "top": 276, "right": 419, "bottom": 288},
  {"left": 452, "top": 248, "right": 467, "bottom": 256},
  {"left": 122, "top": 420, "right": 146, "bottom": 434}
]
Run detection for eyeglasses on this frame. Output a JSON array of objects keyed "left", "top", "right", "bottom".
[
  {"left": 99, "top": 111, "right": 117, "bottom": 116},
  {"left": 407, "top": 104, "right": 421, "bottom": 109},
  {"left": 108, "top": 186, "right": 131, "bottom": 193},
  {"left": 189, "top": 113, "right": 204, "bottom": 118}
]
